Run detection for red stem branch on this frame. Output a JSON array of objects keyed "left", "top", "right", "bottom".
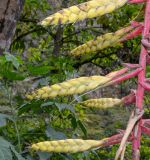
[
  {"left": 132, "top": 0, "right": 150, "bottom": 159},
  {"left": 120, "top": 25, "right": 143, "bottom": 42},
  {"left": 140, "top": 81, "right": 150, "bottom": 91},
  {"left": 122, "top": 91, "right": 136, "bottom": 105},
  {"left": 106, "top": 67, "right": 129, "bottom": 79},
  {"left": 102, "top": 132, "right": 133, "bottom": 147},
  {"left": 146, "top": 55, "right": 150, "bottom": 64},
  {"left": 128, "top": 0, "right": 146, "bottom": 3},
  {"left": 111, "top": 68, "right": 142, "bottom": 85},
  {"left": 143, "top": 119, "right": 150, "bottom": 126},
  {"left": 141, "top": 126, "right": 150, "bottom": 136}
]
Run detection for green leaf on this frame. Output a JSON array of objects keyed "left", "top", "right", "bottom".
[
  {"left": 55, "top": 103, "right": 75, "bottom": 113},
  {"left": 37, "top": 151, "right": 52, "bottom": 160},
  {"left": 71, "top": 116, "right": 77, "bottom": 130},
  {"left": 0, "top": 56, "right": 6, "bottom": 65},
  {"left": 0, "top": 137, "right": 25, "bottom": 160},
  {"left": 28, "top": 65, "right": 54, "bottom": 75},
  {"left": 3, "top": 70, "right": 25, "bottom": 81},
  {"left": 4, "top": 52, "right": 20, "bottom": 69},
  {"left": 78, "top": 120, "right": 87, "bottom": 137},
  {"left": 10, "top": 146, "right": 25, "bottom": 160},
  {"left": 0, "top": 137, "right": 11, "bottom": 148},
  {"left": 45, "top": 126, "right": 66, "bottom": 140},
  {"left": 0, "top": 114, "right": 13, "bottom": 127},
  {"left": 41, "top": 101, "right": 54, "bottom": 107},
  {"left": 18, "top": 100, "right": 43, "bottom": 115},
  {"left": 0, "top": 115, "right": 7, "bottom": 127},
  {"left": 0, "top": 150, "right": 5, "bottom": 160},
  {"left": 1, "top": 148, "right": 12, "bottom": 160}
]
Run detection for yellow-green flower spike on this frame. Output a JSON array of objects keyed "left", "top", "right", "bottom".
[
  {"left": 80, "top": 98, "right": 123, "bottom": 109},
  {"left": 40, "top": 0, "right": 128, "bottom": 26},
  {"left": 26, "top": 76, "right": 111, "bottom": 100},
  {"left": 31, "top": 139, "right": 107, "bottom": 153},
  {"left": 70, "top": 26, "right": 133, "bottom": 57}
]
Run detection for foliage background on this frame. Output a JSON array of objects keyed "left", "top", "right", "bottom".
[{"left": 0, "top": 0, "right": 150, "bottom": 159}]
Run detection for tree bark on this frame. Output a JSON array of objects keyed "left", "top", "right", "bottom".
[
  {"left": 52, "top": 0, "right": 69, "bottom": 56},
  {"left": 53, "top": 25, "right": 63, "bottom": 56},
  {"left": 0, "top": 0, "right": 24, "bottom": 54}
]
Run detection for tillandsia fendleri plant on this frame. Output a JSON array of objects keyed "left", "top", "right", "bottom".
[{"left": 27, "top": 0, "right": 150, "bottom": 159}]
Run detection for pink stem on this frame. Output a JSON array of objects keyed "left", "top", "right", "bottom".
[
  {"left": 142, "top": 39, "right": 150, "bottom": 47},
  {"left": 145, "top": 78, "right": 150, "bottom": 83},
  {"left": 122, "top": 63, "right": 140, "bottom": 68},
  {"left": 128, "top": 0, "right": 146, "bottom": 3},
  {"left": 142, "top": 119, "right": 150, "bottom": 126},
  {"left": 104, "top": 135, "right": 133, "bottom": 147},
  {"left": 111, "top": 68, "right": 142, "bottom": 85},
  {"left": 106, "top": 67, "right": 128, "bottom": 79},
  {"left": 104, "top": 134, "right": 123, "bottom": 146},
  {"left": 122, "top": 91, "right": 136, "bottom": 105},
  {"left": 146, "top": 55, "right": 150, "bottom": 64},
  {"left": 140, "top": 82, "right": 150, "bottom": 91},
  {"left": 132, "top": 0, "right": 150, "bottom": 159},
  {"left": 120, "top": 25, "right": 143, "bottom": 42},
  {"left": 102, "top": 132, "right": 133, "bottom": 147},
  {"left": 130, "top": 21, "right": 143, "bottom": 27},
  {"left": 141, "top": 126, "right": 150, "bottom": 136}
]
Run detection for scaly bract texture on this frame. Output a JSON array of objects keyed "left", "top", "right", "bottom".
[
  {"left": 80, "top": 98, "right": 123, "bottom": 108},
  {"left": 70, "top": 26, "right": 133, "bottom": 56},
  {"left": 40, "top": 0, "right": 128, "bottom": 26},
  {"left": 26, "top": 76, "right": 111, "bottom": 100},
  {"left": 31, "top": 139, "right": 106, "bottom": 153}
]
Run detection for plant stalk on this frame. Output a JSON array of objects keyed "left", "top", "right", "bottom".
[{"left": 132, "top": 0, "right": 150, "bottom": 159}]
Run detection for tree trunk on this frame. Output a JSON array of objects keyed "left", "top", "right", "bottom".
[{"left": 0, "top": 0, "right": 24, "bottom": 54}]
